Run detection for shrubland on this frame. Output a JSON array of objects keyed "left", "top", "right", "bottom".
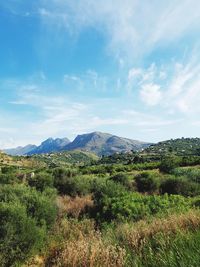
[{"left": 0, "top": 151, "right": 200, "bottom": 266}]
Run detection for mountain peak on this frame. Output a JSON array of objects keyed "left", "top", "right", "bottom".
[
  {"left": 2, "top": 132, "right": 151, "bottom": 156},
  {"left": 63, "top": 132, "right": 150, "bottom": 156}
]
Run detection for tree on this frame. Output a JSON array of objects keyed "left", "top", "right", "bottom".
[{"left": 159, "top": 156, "right": 180, "bottom": 174}]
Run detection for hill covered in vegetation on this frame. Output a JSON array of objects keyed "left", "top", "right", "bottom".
[
  {"left": 145, "top": 137, "right": 200, "bottom": 156},
  {"left": 31, "top": 150, "right": 99, "bottom": 167}
]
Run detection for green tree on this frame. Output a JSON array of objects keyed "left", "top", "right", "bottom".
[{"left": 159, "top": 156, "right": 180, "bottom": 174}]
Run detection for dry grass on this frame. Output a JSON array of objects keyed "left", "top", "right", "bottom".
[
  {"left": 24, "top": 256, "right": 44, "bottom": 267},
  {"left": 56, "top": 195, "right": 93, "bottom": 218},
  {"left": 25, "top": 210, "right": 200, "bottom": 267},
  {"left": 116, "top": 209, "right": 200, "bottom": 251},
  {"left": 45, "top": 219, "right": 125, "bottom": 267},
  {"left": 46, "top": 234, "right": 125, "bottom": 267}
]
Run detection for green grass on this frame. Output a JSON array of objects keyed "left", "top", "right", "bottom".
[{"left": 132, "top": 230, "right": 200, "bottom": 267}]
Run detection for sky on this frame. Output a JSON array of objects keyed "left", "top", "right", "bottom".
[{"left": 1, "top": 0, "right": 200, "bottom": 148}]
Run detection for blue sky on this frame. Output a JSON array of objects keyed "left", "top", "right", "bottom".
[{"left": 1, "top": 0, "right": 200, "bottom": 148}]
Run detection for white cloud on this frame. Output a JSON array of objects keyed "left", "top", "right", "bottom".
[
  {"left": 163, "top": 57, "right": 200, "bottom": 114},
  {"left": 125, "top": 56, "right": 200, "bottom": 114},
  {"left": 140, "top": 83, "right": 162, "bottom": 106}
]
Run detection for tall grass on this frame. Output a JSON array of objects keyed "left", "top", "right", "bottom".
[
  {"left": 114, "top": 210, "right": 200, "bottom": 266},
  {"left": 26, "top": 210, "right": 200, "bottom": 267},
  {"left": 45, "top": 218, "right": 125, "bottom": 267},
  {"left": 56, "top": 195, "right": 93, "bottom": 218},
  {"left": 116, "top": 209, "right": 200, "bottom": 252}
]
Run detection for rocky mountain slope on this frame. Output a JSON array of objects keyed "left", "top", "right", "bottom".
[{"left": 3, "top": 132, "right": 150, "bottom": 156}]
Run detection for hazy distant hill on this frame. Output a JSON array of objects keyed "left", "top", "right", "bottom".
[
  {"left": 4, "top": 138, "right": 70, "bottom": 156},
  {"left": 27, "top": 138, "right": 70, "bottom": 155},
  {"left": 145, "top": 137, "right": 200, "bottom": 155},
  {"left": 3, "top": 132, "right": 150, "bottom": 156},
  {"left": 63, "top": 132, "right": 151, "bottom": 156},
  {"left": 4, "top": 144, "right": 37, "bottom": 156}
]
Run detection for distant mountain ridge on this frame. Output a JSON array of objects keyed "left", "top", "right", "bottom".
[
  {"left": 4, "top": 144, "right": 37, "bottom": 156},
  {"left": 3, "top": 132, "right": 151, "bottom": 156},
  {"left": 63, "top": 132, "right": 150, "bottom": 156},
  {"left": 27, "top": 137, "right": 70, "bottom": 155}
]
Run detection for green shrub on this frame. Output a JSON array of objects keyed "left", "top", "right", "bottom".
[
  {"left": 135, "top": 172, "right": 160, "bottom": 193},
  {"left": 0, "top": 200, "right": 46, "bottom": 266},
  {"left": 28, "top": 172, "right": 54, "bottom": 191},
  {"left": 159, "top": 156, "right": 180, "bottom": 174},
  {"left": 110, "top": 173, "right": 131, "bottom": 188},
  {"left": 0, "top": 173, "right": 17, "bottom": 185},
  {"left": 54, "top": 170, "right": 91, "bottom": 196},
  {"left": 91, "top": 179, "right": 127, "bottom": 222},
  {"left": 1, "top": 166, "right": 16, "bottom": 174},
  {"left": 92, "top": 190, "right": 191, "bottom": 223},
  {"left": 160, "top": 177, "right": 200, "bottom": 196},
  {"left": 53, "top": 167, "right": 77, "bottom": 179},
  {"left": 0, "top": 184, "right": 57, "bottom": 228},
  {"left": 173, "top": 167, "right": 200, "bottom": 183}
]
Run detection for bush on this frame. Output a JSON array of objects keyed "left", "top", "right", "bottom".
[
  {"left": 110, "top": 173, "right": 131, "bottom": 188},
  {"left": 0, "top": 200, "right": 46, "bottom": 266},
  {"left": 173, "top": 167, "right": 200, "bottom": 183},
  {"left": 159, "top": 156, "right": 180, "bottom": 174},
  {"left": 0, "top": 184, "right": 57, "bottom": 228},
  {"left": 135, "top": 172, "right": 160, "bottom": 193},
  {"left": 53, "top": 169, "right": 92, "bottom": 196},
  {"left": 28, "top": 172, "right": 54, "bottom": 191},
  {"left": 0, "top": 173, "right": 17, "bottom": 185},
  {"left": 91, "top": 179, "right": 127, "bottom": 222},
  {"left": 93, "top": 192, "right": 191, "bottom": 223},
  {"left": 160, "top": 177, "right": 200, "bottom": 196},
  {"left": 53, "top": 167, "right": 77, "bottom": 179},
  {"left": 1, "top": 166, "right": 16, "bottom": 174}
]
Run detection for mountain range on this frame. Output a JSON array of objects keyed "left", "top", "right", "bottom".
[{"left": 3, "top": 132, "right": 151, "bottom": 156}]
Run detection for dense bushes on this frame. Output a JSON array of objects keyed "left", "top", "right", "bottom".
[
  {"left": 173, "top": 167, "right": 200, "bottom": 183},
  {"left": 109, "top": 172, "right": 134, "bottom": 190},
  {"left": 0, "top": 201, "right": 45, "bottom": 267},
  {"left": 135, "top": 172, "right": 160, "bottom": 193},
  {"left": 0, "top": 184, "right": 57, "bottom": 266},
  {"left": 92, "top": 187, "right": 191, "bottom": 223},
  {"left": 0, "top": 184, "right": 57, "bottom": 228},
  {"left": 53, "top": 167, "right": 92, "bottom": 196},
  {"left": 0, "top": 173, "right": 17, "bottom": 184},
  {"left": 1, "top": 151, "right": 200, "bottom": 266},
  {"left": 28, "top": 172, "right": 54, "bottom": 191},
  {"left": 160, "top": 177, "right": 200, "bottom": 196}
]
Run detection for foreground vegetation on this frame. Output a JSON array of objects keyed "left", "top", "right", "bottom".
[{"left": 1, "top": 149, "right": 200, "bottom": 266}]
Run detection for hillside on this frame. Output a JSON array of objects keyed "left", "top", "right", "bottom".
[
  {"left": 31, "top": 150, "right": 99, "bottom": 167},
  {"left": 145, "top": 137, "right": 200, "bottom": 155},
  {"left": 63, "top": 132, "right": 151, "bottom": 156}
]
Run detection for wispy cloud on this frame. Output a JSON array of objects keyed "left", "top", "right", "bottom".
[
  {"left": 1, "top": 1, "right": 200, "bottom": 147},
  {"left": 38, "top": 0, "right": 200, "bottom": 61}
]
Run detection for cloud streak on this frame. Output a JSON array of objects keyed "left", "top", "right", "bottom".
[{"left": 39, "top": 0, "right": 200, "bottom": 61}]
